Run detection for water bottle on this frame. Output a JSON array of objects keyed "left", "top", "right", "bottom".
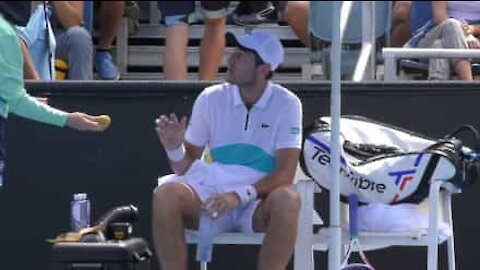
[{"left": 70, "top": 193, "right": 91, "bottom": 231}]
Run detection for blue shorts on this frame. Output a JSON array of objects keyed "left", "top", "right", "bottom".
[{"left": 157, "top": 1, "right": 230, "bottom": 26}]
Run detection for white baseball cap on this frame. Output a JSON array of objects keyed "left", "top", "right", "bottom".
[{"left": 227, "top": 30, "right": 284, "bottom": 71}]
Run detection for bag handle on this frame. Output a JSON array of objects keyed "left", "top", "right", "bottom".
[{"left": 444, "top": 125, "right": 480, "bottom": 153}]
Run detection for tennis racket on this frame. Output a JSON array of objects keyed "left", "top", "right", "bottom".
[{"left": 341, "top": 194, "right": 376, "bottom": 270}]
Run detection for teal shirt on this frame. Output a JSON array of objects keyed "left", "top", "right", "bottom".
[{"left": 0, "top": 15, "right": 67, "bottom": 127}]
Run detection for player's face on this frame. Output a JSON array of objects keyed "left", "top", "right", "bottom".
[{"left": 226, "top": 48, "right": 260, "bottom": 85}]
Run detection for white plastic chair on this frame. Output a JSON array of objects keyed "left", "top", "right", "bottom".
[
  {"left": 185, "top": 162, "right": 458, "bottom": 270},
  {"left": 296, "top": 168, "right": 459, "bottom": 270}
]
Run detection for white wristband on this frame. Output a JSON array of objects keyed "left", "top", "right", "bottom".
[
  {"left": 166, "top": 144, "right": 186, "bottom": 162},
  {"left": 234, "top": 185, "right": 258, "bottom": 206}
]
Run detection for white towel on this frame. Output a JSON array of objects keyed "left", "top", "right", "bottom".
[{"left": 355, "top": 203, "right": 452, "bottom": 243}]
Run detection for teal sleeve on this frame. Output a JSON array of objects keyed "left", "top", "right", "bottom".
[
  {"left": 9, "top": 91, "right": 68, "bottom": 127},
  {"left": 0, "top": 16, "right": 68, "bottom": 127}
]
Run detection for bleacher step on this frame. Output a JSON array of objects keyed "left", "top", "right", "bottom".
[
  {"left": 119, "top": 72, "right": 307, "bottom": 81},
  {"left": 130, "top": 24, "right": 303, "bottom": 41},
  {"left": 118, "top": 46, "right": 310, "bottom": 69}
]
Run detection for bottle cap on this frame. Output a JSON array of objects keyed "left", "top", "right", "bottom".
[{"left": 73, "top": 193, "right": 87, "bottom": 200}]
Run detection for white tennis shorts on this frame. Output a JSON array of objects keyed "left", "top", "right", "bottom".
[{"left": 158, "top": 160, "right": 263, "bottom": 233}]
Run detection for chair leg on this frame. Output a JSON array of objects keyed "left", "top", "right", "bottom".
[
  {"left": 200, "top": 261, "right": 208, "bottom": 270},
  {"left": 444, "top": 193, "right": 456, "bottom": 270},
  {"left": 428, "top": 181, "right": 442, "bottom": 270},
  {"left": 294, "top": 180, "right": 315, "bottom": 270}
]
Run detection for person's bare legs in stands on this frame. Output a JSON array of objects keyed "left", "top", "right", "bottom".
[
  {"left": 391, "top": 1, "right": 412, "bottom": 47},
  {"left": 98, "top": 1, "right": 124, "bottom": 51},
  {"left": 418, "top": 19, "right": 473, "bottom": 80},
  {"left": 454, "top": 59, "right": 473, "bottom": 80},
  {"left": 199, "top": 17, "right": 226, "bottom": 80},
  {"left": 198, "top": 1, "right": 230, "bottom": 80},
  {"left": 157, "top": 1, "right": 196, "bottom": 80},
  {"left": 95, "top": 1, "right": 123, "bottom": 80},
  {"left": 283, "top": 1, "right": 310, "bottom": 48},
  {"left": 164, "top": 24, "right": 189, "bottom": 80}
]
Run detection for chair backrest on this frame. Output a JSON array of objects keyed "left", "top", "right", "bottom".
[
  {"left": 309, "top": 1, "right": 391, "bottom": 45},
  {"left": 307, "top": 1, "right": 392, "bottom": 79}
]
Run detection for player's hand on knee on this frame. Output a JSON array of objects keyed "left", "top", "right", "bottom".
[{"left": 203, "top": 193, "right": 241, "bottom": 219}]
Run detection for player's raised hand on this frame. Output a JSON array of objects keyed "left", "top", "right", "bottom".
[{"left": 155, "top": 113, "right": 188, "bottom": 150}]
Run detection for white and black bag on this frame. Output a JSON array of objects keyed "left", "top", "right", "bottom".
[{"left": 300, "top": 115, "right": 480, "bottom": 204}]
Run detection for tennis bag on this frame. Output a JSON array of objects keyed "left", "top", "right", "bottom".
[{"left": 300, "top": 115, "right": 480, "bottom": 204}]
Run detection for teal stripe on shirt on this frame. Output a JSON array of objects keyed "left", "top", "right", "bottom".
[{"left": 211, "top": 144, "right": 276, "bottom": 173}]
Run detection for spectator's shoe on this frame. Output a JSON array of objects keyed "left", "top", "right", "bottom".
[
  {"left": 95, "top": 51, "right": 120, "bottom": 80},
  {"left": 231, "top": 4, "right": 276, "bottom": 26}
]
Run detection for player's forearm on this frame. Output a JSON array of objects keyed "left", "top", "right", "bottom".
[
  {"left": 164, "top": 144, "right": 197, "bottom": 175},
  {"left": 253, "top": 148, "right": 301, "bottom": 199},
  {"left": 168, "top": 155, "right": 195, "bottom": 176},
  {"left": 253, "top": 169, "right": 296, "bottom": 199}
]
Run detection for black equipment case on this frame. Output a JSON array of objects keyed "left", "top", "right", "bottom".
[{"left": 50, "top": 237, "right": 152, "bottom": 270}]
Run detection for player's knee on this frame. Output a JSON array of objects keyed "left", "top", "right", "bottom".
[
  {"left": 153, "top": 183, "right": 187, "bottom": 214},
  {"left": 268, "top": 186, "right": 301, "bottom": 215}
]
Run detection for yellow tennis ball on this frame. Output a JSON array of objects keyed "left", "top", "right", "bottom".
[{"left": 97, "top": 115, "right": 111, "bottom": 130}]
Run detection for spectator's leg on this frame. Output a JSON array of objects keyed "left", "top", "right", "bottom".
[
  {"left": 199, "top": 17, "right": 226, "bottom": 80},
  {"left": 283, "top": 1, "right": 310, "bottom": 47},
  {"left": 391, "top": 1, "right": 412, "bottom": 47},
  {"left": 95, "top": 1, "right": 124, "bottom": 80},
  {"left": 443, "top": 19, "right": 473, "bottom": 81},
  {"left": 164, "top": 24, "right": 190, "bottom": 80},
  {"left": 453, "top": 59, "right": 473, "bottom": 80},
  {"left": 56, "top": 27, "right": 94, "bottom": 80},
  {"left": 158, "top": 1, "right": 195, "bottom": 80},
  {"left": 253, "top": 186, "right": 301, "bottom": 270},
  {"left": 417, "top": 18, "right": 472, "bottom": 80},
  {"left": 152, "top": 183, "right": 202, "bottom": 270},
  {"left": 199, "top": 1, "right": 229, "bottom": 80},
  {"left": 428, "top": 39, "right": 451, "bottom": 80},
  {"left": 97, "top": 1, "right": 124, "bottom": 49}
]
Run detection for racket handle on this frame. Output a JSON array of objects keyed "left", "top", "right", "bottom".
[{"left": 348, "top": 194, "right": 359, "bottom": 237}]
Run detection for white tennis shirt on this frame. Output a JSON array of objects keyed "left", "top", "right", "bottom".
[{"left": 184, "top": 82, "right": 302, "bottom": 186}]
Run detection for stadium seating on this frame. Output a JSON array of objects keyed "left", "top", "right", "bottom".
[{"left": 113, "top": 2, "right": 310, "bottom": 80}]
